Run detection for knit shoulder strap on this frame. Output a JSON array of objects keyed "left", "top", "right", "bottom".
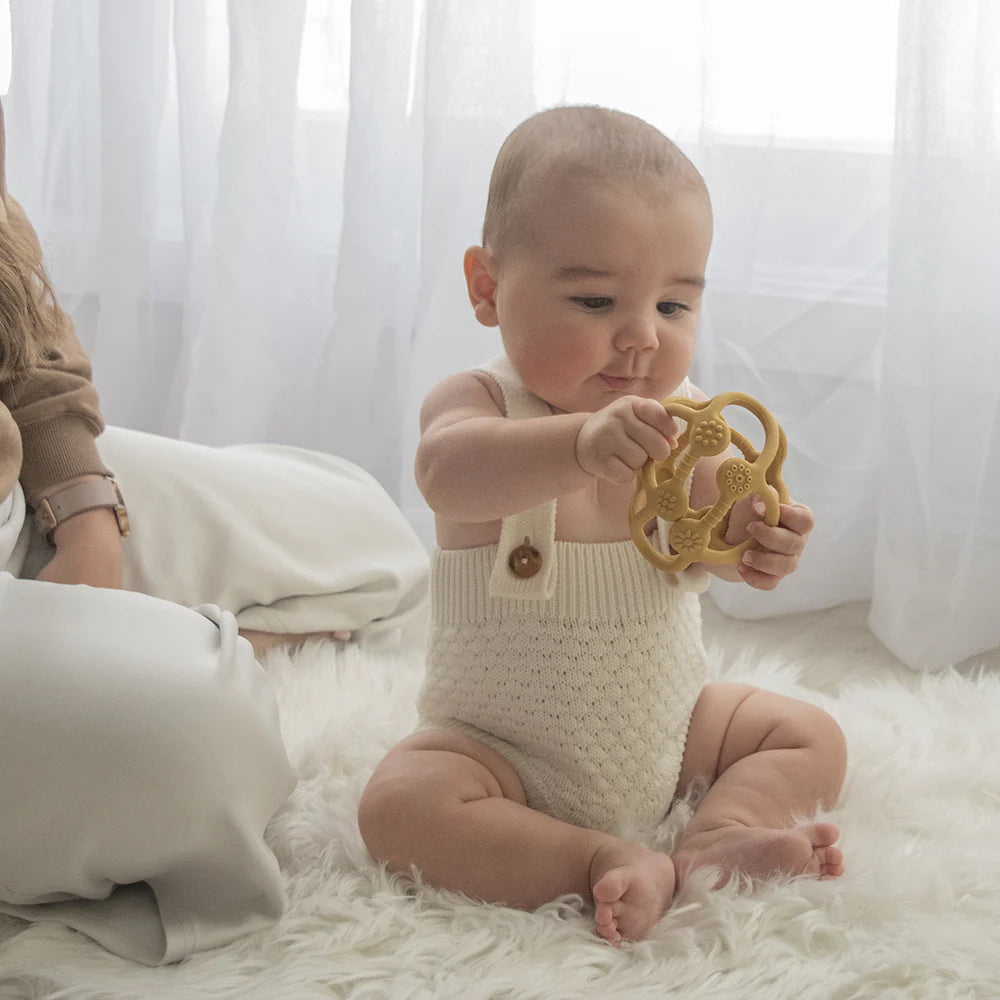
[{"left": 472, "top": 355, "right": 558, "bottom": 601}]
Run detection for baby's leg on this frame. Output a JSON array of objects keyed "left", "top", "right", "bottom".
[
  {"left": 673, "top": 683, "right": 847, "bottom": 887},
  {"left": 359, "top": 730, "right": 674, "bottom": 945},
  {"left": 239, "top": 628, "right": 351, "bottom": 657}
]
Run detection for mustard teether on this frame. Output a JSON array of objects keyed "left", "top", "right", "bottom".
[{"left": 629, "top": 392, "right": 790, "bottom": 572}]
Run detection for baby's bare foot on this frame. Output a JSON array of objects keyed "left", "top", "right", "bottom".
[
  {"left": 589, "top": 841, "right": 676, "bottom": 946},
  {"left": 674, "top": 821, "right": 844, "bottom": 889}
]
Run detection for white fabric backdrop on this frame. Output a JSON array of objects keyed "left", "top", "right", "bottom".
[{"left": 3, "top": 0, "right": 997, "bottom": 671}]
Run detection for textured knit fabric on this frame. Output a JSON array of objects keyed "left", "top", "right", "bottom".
[{"left": 417, "top": 357, "right": 709, "bottom": 838}]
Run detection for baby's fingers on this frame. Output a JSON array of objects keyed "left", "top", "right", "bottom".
[
  {"left": 736, "top": 561, "right": 783, "bottom": 591},
  {"left": 627, "top": 421, "right": 675, "bottom": 465},
  {"left": 756, "top": 499, "right": 814, "bottom": 533},
  {"left": 631, "top": 398, "right": 678, "bottom": 456},
  {"left": 747, "top": 502, "right": 811, "bottom": 555},
  {"left": 741, "top": 548, "right": 798, "bottom": 577},
  {"left": 746, "top": 520, "right": 805, "bottom": 556}
]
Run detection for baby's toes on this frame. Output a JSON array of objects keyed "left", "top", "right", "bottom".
[
  {"left": 817, "top": 845, "right": 845, "bottom": 879},
  {"left": 592, "top": 869, "right": 626, "bottom": 904},
  {"left": 595, "top": 917, "right": 622, "bottom": 946},
  {"left": 809, "top": 822, "right": 840, "bottom": 848},
  {"left": 593, "top": 871, "right": 628, "bottom": 945},
  {"left": 594, "top": 905, "right": 621, "bottom": 945}
]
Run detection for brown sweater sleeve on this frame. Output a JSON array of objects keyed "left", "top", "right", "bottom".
[
  {"left": 0, "top": 103, "right": 109, "bottom": 508},
  {"left": 1, "top": 313, "right": 109, "bottom": 507}
]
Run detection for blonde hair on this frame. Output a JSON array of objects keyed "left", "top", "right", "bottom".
[
  {"left": 0, "top": 201, "right": 64, "bottom": 380},
  {"left": 482, "top": 105, "right": 710, "bottom": 263}
]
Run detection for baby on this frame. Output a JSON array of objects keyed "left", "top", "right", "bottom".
[{"left": 359, "top": 105, "right": 847, "bottom": 945}]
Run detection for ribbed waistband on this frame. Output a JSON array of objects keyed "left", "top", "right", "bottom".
[{"left": 431, "top": 540, "right": 683, "bottom": 624}]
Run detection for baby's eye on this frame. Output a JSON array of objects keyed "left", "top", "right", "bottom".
[
  {"left": 572, "top": 296, "right": 613, "bottom": 311},
  {"left": 657, "top": 301, "right": 688, "bottom": 317}
]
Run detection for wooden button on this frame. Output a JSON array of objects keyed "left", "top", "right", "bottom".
[{"left": 508, "top": 539, "right": 542, "bottom": 578}]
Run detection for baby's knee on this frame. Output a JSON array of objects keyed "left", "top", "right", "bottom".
[
  {"left": 358, "top": 756, "right": 430, "bottom": 870},
  {"left": 778, "top": 700, "right": 847, "bottom": 783},
  {"left": 798, "top": 701, "right": 844, "bottom": 752},
  {"left": 816, "top": 708, "right": 847, "bottom": 783},
  {"left": 359, "top": 734, "right": 513, "bottom": 869},
  {"left": 358, "top": 748, "right": 459, "bottom": 864}
]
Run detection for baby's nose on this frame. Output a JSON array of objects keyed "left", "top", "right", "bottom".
[{"left": 614, "top": 313, "right": 659, "bottom": 351}]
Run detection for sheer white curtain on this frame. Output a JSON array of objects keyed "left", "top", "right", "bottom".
[
  {"left": 4, "top": 0, "right": 997, "bottom": 671},
  {"left": 3, "top": 0, "right": 530, "bottom": 500},
  {"left": 871, "top": 1, "right": 1000, "bottom": 669}
]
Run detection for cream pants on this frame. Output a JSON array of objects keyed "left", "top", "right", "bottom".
[{"left": 0, "top": 426, "right": 428, "bottom": 965}]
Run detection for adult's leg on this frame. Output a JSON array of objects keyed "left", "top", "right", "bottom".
[
  {"left": 359, "top": 730, "right": 675, "bottom": 945},
  {"left": 672, "top": 682, "right": 847, "bottom": 885},
  {"left": 0, "top": 574, "right": 296, "bottom": 965}
]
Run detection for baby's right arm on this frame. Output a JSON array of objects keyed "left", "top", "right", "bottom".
[
  {"left": 416, "top": 372, "right": 590, "bottom": 523},
  {"left": 416, "top": 373, "right": 676, "bottom": 524}
]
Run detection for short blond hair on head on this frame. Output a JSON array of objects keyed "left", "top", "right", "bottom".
[{"left": 481, "top": 105, "right": 710, "bottom": 264}]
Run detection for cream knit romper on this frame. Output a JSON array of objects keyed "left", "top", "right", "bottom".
[{"left": 417, "top": 356, "right": 710, "bottom": 838}]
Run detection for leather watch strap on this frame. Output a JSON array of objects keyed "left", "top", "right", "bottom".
[{"left": 34, "top": 476, "right": 130, "bottom": 541}]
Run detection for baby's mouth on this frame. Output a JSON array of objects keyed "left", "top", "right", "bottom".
[{"left": 600, "top": 372, "right": 640, "bottom": 391}]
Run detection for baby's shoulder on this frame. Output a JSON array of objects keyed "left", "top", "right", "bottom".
[{"left": 419, "top": 369, "right": 505, "bottom": 434}]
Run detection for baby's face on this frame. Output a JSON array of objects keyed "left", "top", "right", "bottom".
[{"left": 492, "top": 172, "right": 712, "bottom": 414}]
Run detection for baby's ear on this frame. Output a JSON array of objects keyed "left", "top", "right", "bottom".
[{"left": 463, "top": 246, "right": 499, "bottom": 327}]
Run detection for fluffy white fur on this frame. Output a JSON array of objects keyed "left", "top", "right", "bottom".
[{"left": 1, "top": 637, "right": 998, "bottom": 1000}]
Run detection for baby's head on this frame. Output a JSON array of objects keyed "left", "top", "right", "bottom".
[
  {"left": 465, "top": 106, "right": 713, "bottom": 413},
  {"left": 482, "top": 105, "right": 710, "bottom": 267}
]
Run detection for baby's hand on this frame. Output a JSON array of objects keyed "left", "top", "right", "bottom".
[
  {"left": 733, "top": 495, "right": 814, "bottom": 590},
  {"left": 576, "top": 396, "right": 678, "bottom": 485}
]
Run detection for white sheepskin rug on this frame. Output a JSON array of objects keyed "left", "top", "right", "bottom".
[{"left": 2, "top": 636, "right": 999, "bottom": 1000}]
